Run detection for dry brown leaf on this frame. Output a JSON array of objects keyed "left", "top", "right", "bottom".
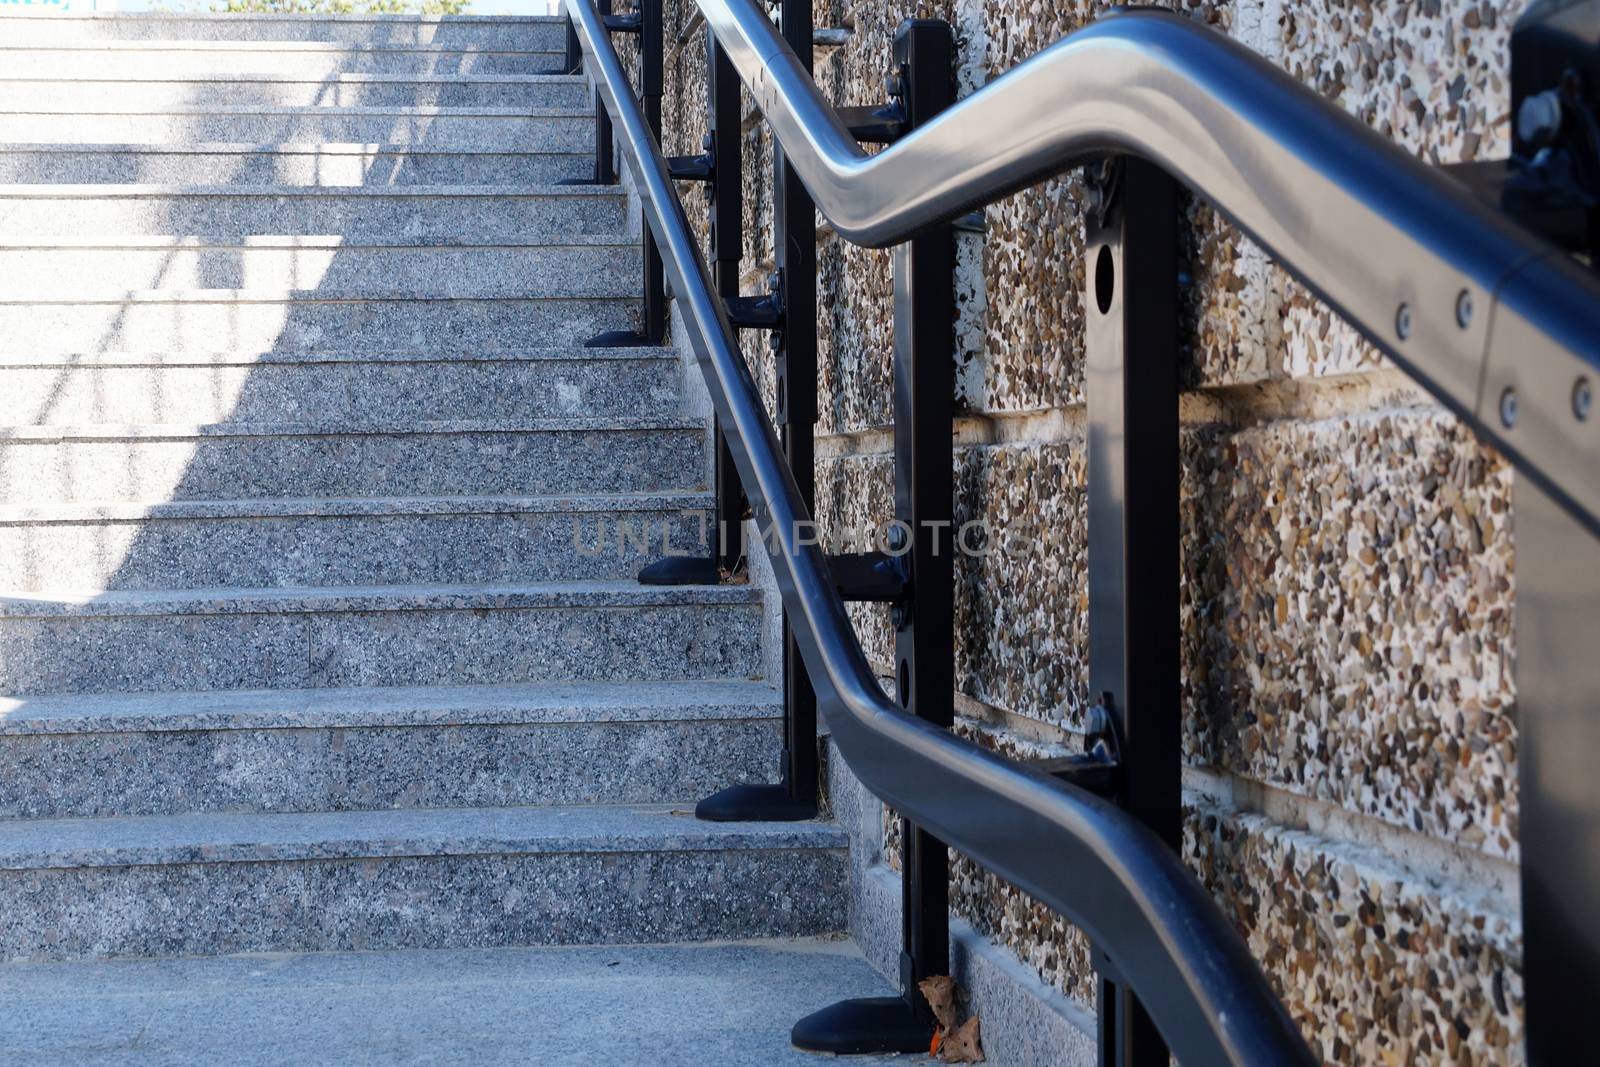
[
  {"left": 938, "top": 1016, "right": 984, "bottom": 1063},
  {"left": 918, "top": 975, "right": 959, "bottom": 1032}
]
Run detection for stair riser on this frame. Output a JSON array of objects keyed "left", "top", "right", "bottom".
[
  {"left": 0, "top": 148, "right": 591, "bottom": 186},
  {"left": 0, "top": 847, "right": 843, "bottom": 961},
  {"left": 0, "top": 80, "right": 590, "bottom": 110},
  {"left": 0, "top": 718, "right": 778, "bottom": 818},
  {"left": 0, "top": 298, "right": 636, "bottom": 355},
  {"left": 0, "top": 507, "right": 712, "bottom": 590},
  {"left": 0, "top": 113, "right": 592, "bottom": 150},
  {"left": 1, "top": 357, "right": 676, "bottom": 426},
  {"left": 0, "top": 427, "right": 707, "bottom": 503},
  {"left": 0, "top": 244, "right": 637, "bottom": 297},
  {"left": 0, "top": 193, "right": 625, "bottom": 237},
  {"left": 0, "top": 601, "right": 761, "bottom": 696},
  {"left": 0, "top": 17, "right": 569, "bottom": 47},
  {"left": 0, "top": 49, "right": 565, "bottom": 78}
]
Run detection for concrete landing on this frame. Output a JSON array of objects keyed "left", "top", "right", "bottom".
[{"left": 0, "top": 939, "right": 917, "bottom": 1066}]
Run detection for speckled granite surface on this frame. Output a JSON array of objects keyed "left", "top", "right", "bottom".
[
  {"left": 0, "top": 940, "right": 908, "bottom": 1066},
  {"left": 0, "top": 582, "right": 765, "bottom": 696},
  {"left": 0, "top": 143, "right": 593, "bottom": 186},
  {"left": 0, "top": 186, "right": 628, "bottom": 239},
  {"left": 0, "top": 421, "right": 707, "bottom": 502},
  {"left": 0, "top": 805, "right": 847, "bottom": 959},
  {"left": 0, "top": 494, "right": 713, "bottom": 590},
  {"left": 0, "top": 681, "right": 782, "bottom": 818}
]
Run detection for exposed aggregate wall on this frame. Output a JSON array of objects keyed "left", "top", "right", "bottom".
[{"left": 650, "top": 0, "right": 1527, "bottom": 1062}]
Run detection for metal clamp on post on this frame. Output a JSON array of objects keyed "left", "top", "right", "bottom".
[
  {"left": 828, "top": 551, "right": 909, "bottom": 603},
  {"left": 838, "top": 69, "right": 910, "bottom": 144},
  {"left": 1032, "top": 700, "right": 1123, "bottom": 800},
  {"left": 667, "top": 134, "right": 717, "bottom": 182}
]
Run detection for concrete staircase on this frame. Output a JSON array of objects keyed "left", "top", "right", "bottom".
[{"left": 0, "top": 12, "right": 847, "bottom": 972}]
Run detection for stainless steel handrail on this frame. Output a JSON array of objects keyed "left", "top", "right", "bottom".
[
  {"left": 565, "top": 1, "right": 1315, "bottom": 1063},
  {"left": 698, "top": 1, "right": 1600, "bottom": 540}
]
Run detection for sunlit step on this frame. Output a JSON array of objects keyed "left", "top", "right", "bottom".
[
  {"left": 0, "top": 73, "right": 589, "bottom": 110},
  {"left": 0, "top": 234, "right": 638, "bottom": 296},
  {"left": 0, "top": 142, "right": 592, "bottom": 187}
]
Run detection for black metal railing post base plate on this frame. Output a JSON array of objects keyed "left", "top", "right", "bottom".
[
  {"left": 584, "top": 328, "right": 659, "bottom": 348},
  {"left": 637, "top": 556, "right": 722, "bottom": 585},
  {"left": 694, "top": 782, "right": 818, "bottom": 822},
  {"left": 790, "top": 994, "right": 935, "bottom": 1055}
]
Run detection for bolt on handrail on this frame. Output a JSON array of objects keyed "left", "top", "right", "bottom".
[
  {"left": 699, "top": 1, "right": 1600, "bottom": 541},
  {"left": 565, "top": 1, "right": 1316, "bottom": 1063}
]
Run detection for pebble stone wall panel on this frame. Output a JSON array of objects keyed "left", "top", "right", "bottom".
[{"left": 653, "top": 0, "right": 1529, "bottom": 1062}]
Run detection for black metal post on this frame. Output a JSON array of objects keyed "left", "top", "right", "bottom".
[
  {"left": 586, "top": 0, "right": 665, "bottom": 348},
  {"left": 695, "top": 0, "right": 821, "bottom": 825},
  {"left": 1516, "top": 482, "right": 1600, "bottom": 1065},
  {"left": 791, "top": 19, "right": 956, "bottom": 1055},
  {"left": 593, "top": 0, "right": 616, "bottom": 185},
  {"left": 638, "top": 0, "right": 667, "bottom": 342},
  {"left": 638, "top": 32, "right": 747, "bottom": 582},
  {"left": 1083, "top": 156, "right": 1180, "bottom": 1067},
  {"left": 563, "top": 14, "right": 582, "bottom": 75}
]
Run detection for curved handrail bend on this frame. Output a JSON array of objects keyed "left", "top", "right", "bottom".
[{"left": 565, "top": 1, "right": 1318, "bottom": 1064}]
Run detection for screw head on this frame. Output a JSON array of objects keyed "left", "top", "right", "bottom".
[
  {"left": 1455, "top": 290, "right": 1474, "bottom": 329},
  {"left": 767, "top": 330, "right": 783, "bottom": 353},
  {"left": 1395, "top": 303, "right": 1414, "bottom": 341},
  {"left": 701, "top": 132, "right": 714, "bottom": 151},
  {"left": 885, "top": 70, "right": 905, "bottom": 99},
  {"left": 1499, "top": 386, "right": 1519, "bottom": 429},
  {"left": 1575, "top": 377, "right": 1593, "bottom": 422},
  {"left": 885, "top": 522, "right": 910, "bottom": 553}
]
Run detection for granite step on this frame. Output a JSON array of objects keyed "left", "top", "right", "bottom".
[
  {"left": 0, "top": 289, "right": 637, "bottom": 354},
  {"left": 0, "top": 42, "right": 566, "bottom": 78},
  {"left": 0, "top": 143, "right": 591, "bottom": 186},
  {"left": 0, "top": 185, "right": 627, "bottom": 237},
  {"left": 0, "top": 679, "right": 780, "bottom": 818},
  {"left": 0, "top": 802, "right": 843, "bottom": 960},
  {"left": 0, "top": 581, "right": 763, "bottom": 697},
  {"left": 0, "top": 418, "right": 708, "bottom": 503},
  {"left": 0, "top": 14, "right": 569, "bottom": 48},
  {"left": 0, "top": 941, "right": 905, "bottom": 1066},
  {"left": 0, "top": 107, "right": 592, "bottom": 150},
  {"left": 0, "top": 492, "right": 712, "bottom": 590},
  {"left": 0, "top": 346, "right": 677, "bottom": 426},
  {"left": 0, "top": 235, "right": 638, "bottom": 296},
  {"left": 0, "top": 74, "right": 590, "bottom": 110}
]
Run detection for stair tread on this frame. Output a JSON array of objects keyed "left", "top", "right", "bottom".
[
  {"left": 0, "top": 73, "right": 585, "bottom": 85},
  {"left": 0, "top": 346, "right": 676, "bottom": 366},
  {"left": 0, "top": 286, "right": 637, "bottom": 303},
  {"left": 0, "top": 104, "right": 589, "bottom": 117},
  {"left": 0, "top": 801, "right": 843, "bottom": 871},
  {"left": 0, "top": 183, "right": 621, "bottom": 196},
  {"left": 0, "top": 579, "right": 759, "bottom": 618},
  {"left": 0, "top": 415, "right": 702, "bottom": 439},
  {"left": 0, "top": 678, "right": 780, "bottom": 736},
  {"left": 0, "top": 940, "right": 902, "bottom": 1067},
  {"left": 0, "top": 141, "right": 587, "bottom": 155},
  {"left": 0, "top": 233, "right": 633, "bottom": 248},
  {"left": 0, "top": 491, "right": 712, "bottom": 524},
  {"left": 0, "top": 39, "right": 563, "bottom": 53}
]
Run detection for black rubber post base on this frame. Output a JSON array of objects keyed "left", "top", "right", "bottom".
[
  {"left": 695, "top": 782, "right": 817, "bottom": 823},
  {"left": 585, "top": 328, "right": 658, "bottom": 348},
  {"left": 790, "top": 995, "right": 935, "bottom": 1055},
  {"left": 638, "top": 556, "right": 721, "bottom": 586}
]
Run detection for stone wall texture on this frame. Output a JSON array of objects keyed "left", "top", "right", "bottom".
[{"left": 655, "top": 0, "right": 1527, "bottom": 1062}]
